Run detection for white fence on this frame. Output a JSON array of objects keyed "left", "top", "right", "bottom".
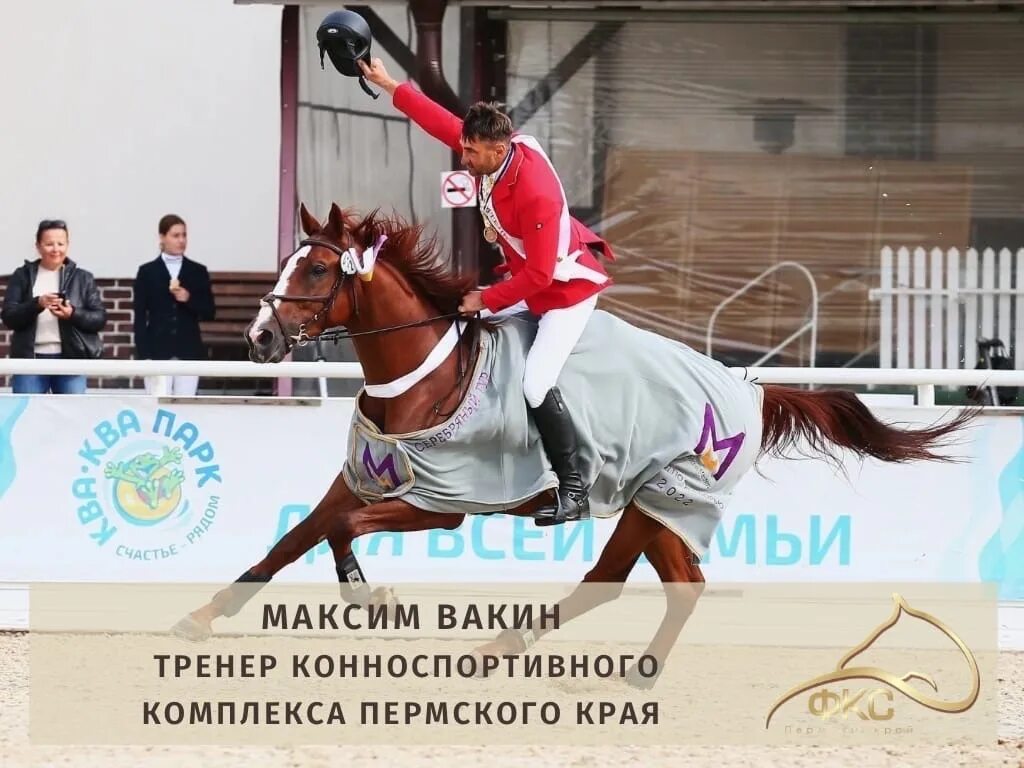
[
  {"left": 2, "top": 358, "right": 1024, "bottom": 408},
  {"left": 872, "top": 245, "right": 1024, "bottom": 371}
]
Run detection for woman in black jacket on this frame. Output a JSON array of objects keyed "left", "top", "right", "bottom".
[{"left": 1, "top": 220, "right": 107, "bottom": 394}]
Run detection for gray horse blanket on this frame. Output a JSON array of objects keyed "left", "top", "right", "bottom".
[{"left": 341, "top": 309, "right": 764, "bottom": 560}]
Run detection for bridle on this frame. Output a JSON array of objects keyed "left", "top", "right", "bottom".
[
  {"left": 259, "top": 236, "right": 358, "bottom": 351},
  {"left": 259, "top": 236, "right": 467, "bottom": 350},
  {"left": 258, "top": 235, "right": 481, "bottom": 417}
]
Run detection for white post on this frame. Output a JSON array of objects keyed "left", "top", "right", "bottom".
[
  {"left": 896, "top": 247, "right": 910, "bottom": 369},
  {"left": 964, "top": 248, "right": 979, "bottom": 364},
  {"left": 945, "top": 248, "right": 960, "bottom": 370},
  {"left": 879, "top": 246, "right": 893, "bottom": 369},
  {"left": 913, "top": 247, "right": 927, "bottom": 368},
  {"left": 929, "top": 247, "right": 944, "bottom": 369},
  {"left": 998, "top": 247, "right": 1012, "bottom": 345},
  {"left": 1016, "top": 249, "right": 1024, "bottom": 370},
  {"left": 916, "top": 384, "right": 935, "bottom": 407}
]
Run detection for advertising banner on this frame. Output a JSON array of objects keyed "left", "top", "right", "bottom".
[{"left": 0, "top": 394, "right": 1020, "bottom": 602}]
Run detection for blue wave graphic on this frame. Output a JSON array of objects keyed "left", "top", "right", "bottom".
[
  {"left": 978, "top": 419, "right": 1024, "bottom": 600},
  {"left": 0, "top": 397, "right": 29, "bottom": 500}
]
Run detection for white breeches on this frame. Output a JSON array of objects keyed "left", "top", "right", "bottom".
[
  {"left": 144, "top": 375, "right": 199, "bottom": 396},
  {"left": 144, "top": 358, "right": 199, "bottom": 397},
  {"left": 481, "top": 295, "right": 598, "bottom": 408}
]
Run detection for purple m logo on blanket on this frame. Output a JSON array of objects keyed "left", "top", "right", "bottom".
[
  {"left": 694, "top": 402, "right": 745, "bottom": 481},
  {"left": 362, "top": 444, "right": 401, "bottom": 490}
]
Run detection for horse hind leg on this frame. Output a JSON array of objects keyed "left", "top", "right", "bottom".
[
  {"left": 472, "top": 506, "right": 703, "bottom": 692},
  {"left": 623, "top": 527, "right": 705, "bottom": 690},
  {"left": 472, "top": 503, "right": 664, "bottom": 659}
]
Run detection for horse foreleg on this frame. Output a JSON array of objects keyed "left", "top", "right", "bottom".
[
  {"left": 625, "top": 527, "right": 705, "bottom": 689},
  {"left": 472, "top": 503, "right": 665, "bottom": 658},
  {"left": 325, "top": 500, "right": 466, "bottom": 611},
  {"left": 171, "top": 471, "right": 366, "bottom": 641}
]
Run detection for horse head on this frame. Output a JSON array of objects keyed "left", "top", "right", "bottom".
[
  {"left": 247, "top": 203, "right": 375, "bottom": 363},
  {"left": 246, "top": 202, "right": 479, "bottom": 391}
]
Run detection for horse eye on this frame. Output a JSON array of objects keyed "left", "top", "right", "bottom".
[{"left": 311, "top": 263, "right": 328, "bottom": 277}]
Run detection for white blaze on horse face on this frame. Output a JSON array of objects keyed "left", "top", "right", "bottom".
[{"left": 251, "top": 245, "right": 310, "bottom": 342}]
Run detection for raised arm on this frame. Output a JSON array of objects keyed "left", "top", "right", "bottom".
[{"left": 359, "top": 58, "right": 464, "bottom": 154}]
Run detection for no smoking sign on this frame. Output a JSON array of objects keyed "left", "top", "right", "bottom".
[{"left": 440, "top": 170, "right": 477, "bottom": 209}]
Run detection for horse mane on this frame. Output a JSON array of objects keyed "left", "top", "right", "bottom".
[{"left": 345, "top": 207, "right": 479, "bottom": 314}]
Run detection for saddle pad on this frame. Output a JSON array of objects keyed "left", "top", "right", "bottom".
[{"left": 342, "top": 309, "right": 763, "bottom": 560}]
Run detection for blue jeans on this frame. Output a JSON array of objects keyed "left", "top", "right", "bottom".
[{"left": 11, "top": 354, "right": 86, "bottom": 394}]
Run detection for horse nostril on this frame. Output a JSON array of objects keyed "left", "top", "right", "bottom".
[{"left": 256, "top": 329, "right": 274, "bottom": 347}]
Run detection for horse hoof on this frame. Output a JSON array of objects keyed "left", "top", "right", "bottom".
[
  {"left": 624, "top": 663, "right": 660, "bottom": 691},
  {"left": 170, "top": 615, "right": 212, "bottom": 643},
  {"left": 469, "top": 650, "right": 490, "bottom": 678},
  {"left": 369, "top": 585, "right": 397, "bottom": 602},
  {"left": 368, "top": 587, "right": 402, "bottom": 620}
]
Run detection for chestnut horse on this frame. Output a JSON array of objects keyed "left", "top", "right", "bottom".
[{"left": 171, "top": 203, "right": 976, "bottom": 686}]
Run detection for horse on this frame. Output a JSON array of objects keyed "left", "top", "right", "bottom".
[{"left": 170, "top": 202, "right": 977, "bottom": 687}]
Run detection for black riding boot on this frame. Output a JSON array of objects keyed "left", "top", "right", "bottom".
[{"left": 530, "top": 387, "right": 590, "bottom": 526}]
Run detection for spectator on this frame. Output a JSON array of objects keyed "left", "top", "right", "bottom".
[
  {"left": 133, "top": 214, "right": 216, "bottom": 396},
  {"left": 1, "top": 219, "right": 106, "bottom": 394}
]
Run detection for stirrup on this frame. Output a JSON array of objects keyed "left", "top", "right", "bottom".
[{"left": 534, "top": 488, "right": 590, "bottom": 527}]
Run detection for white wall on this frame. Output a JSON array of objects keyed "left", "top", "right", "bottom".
[{"left": 0, "top": 0, "right": 282, "bottom": 279}]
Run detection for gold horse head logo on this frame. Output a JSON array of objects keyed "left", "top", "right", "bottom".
[{"left": 765, "top": 592, "right": 981, "bottom": 728}]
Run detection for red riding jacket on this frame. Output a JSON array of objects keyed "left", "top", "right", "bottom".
[{"left": 392, "top": 82, "right": 615, "bottom": 315}]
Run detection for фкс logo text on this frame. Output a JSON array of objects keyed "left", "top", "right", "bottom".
[{"left": 765, "top": 592, "right": 981, "bottom": 729}]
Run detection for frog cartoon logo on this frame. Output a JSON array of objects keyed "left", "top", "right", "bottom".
[
  {"left": 104, "top": 446, "right": 186, "bottom": 526},
  {"left": 73, "top": 407, "right": 224, "bottom": 562}
]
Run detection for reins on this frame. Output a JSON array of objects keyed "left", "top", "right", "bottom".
[{"left": 261, "top": 234, "right": 483, "bottom": 417}]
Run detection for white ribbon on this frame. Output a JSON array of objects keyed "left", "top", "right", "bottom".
[
  {"left": 363, "top": 319, "right": 468, "bottom": 399},
  {"left": 341, "top": 233, "right": 388, "bottom": 281}
]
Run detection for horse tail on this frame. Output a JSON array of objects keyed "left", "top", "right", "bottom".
[{"left": 758, "top": 384, "right": 978, "bottom": 467}]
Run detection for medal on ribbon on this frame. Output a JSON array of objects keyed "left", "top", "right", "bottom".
[
  {"left": 478, "top": 148, "right": 513, "bottom": 246},
  {"left": 482, "top": 210, "right": 499, "bottom": 243}
]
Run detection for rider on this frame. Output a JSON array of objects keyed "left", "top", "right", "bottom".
[{"left": 359, "top": 58, "right": 616, "bottom": 526}]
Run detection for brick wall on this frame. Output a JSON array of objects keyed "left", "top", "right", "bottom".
[{"left": 0, "top": 272, "right": 276, "bottom": 392}]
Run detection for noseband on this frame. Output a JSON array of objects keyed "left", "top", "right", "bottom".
[
  {"left": 258, "top": 236, "right": 469, "bottom": 351},
  {"left": 259, "top": 237, "right": 354, "bottom": 351}
]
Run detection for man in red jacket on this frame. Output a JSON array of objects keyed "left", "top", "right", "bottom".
[{"left": 360, "top": 58, "right": 616, "bottom": 525}]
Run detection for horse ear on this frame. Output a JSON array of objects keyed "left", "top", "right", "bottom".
[
  {"left": 299, "top": 203, "right": 320, "bottom": 237},
  {"left": 326, "top": 203, "right": 346, "bottom": 237}
]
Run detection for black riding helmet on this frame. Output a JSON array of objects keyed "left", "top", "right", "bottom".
[{"left": 316, "top": 9, "right": 379, "bottom": 98}]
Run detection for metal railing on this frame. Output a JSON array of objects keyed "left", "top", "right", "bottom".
[
  {"left": 706, "top": 261, "right": 819, "bottom": 369},
  {"left": 2, "top": 358, "right": 1022, "bottom": 408}
]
